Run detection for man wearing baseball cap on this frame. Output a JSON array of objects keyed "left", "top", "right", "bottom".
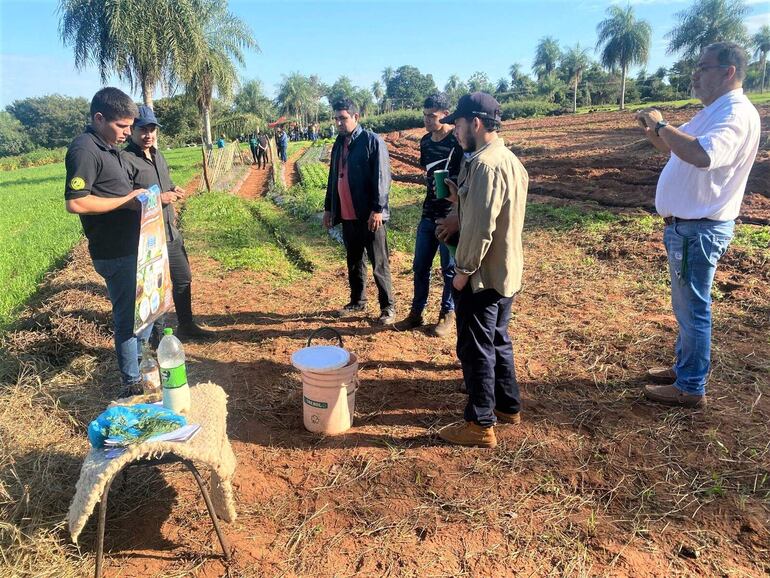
[
  {"left": 436, "top": 92, "right": 529, "bottom": 448},
  {"left": 123, "top": 105, "right": 214, "bottom": 342}
]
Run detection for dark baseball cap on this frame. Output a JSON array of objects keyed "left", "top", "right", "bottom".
[
  {"left": 441, "top": 92, "right": 501, "bottom": 125},
  {"left": 134, "top": 105, "right": 162, "bottom": 128}
]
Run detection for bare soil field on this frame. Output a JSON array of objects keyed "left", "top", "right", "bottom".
[
  {"left": 385, "top": 105, "right": 770, "bottom": 224},
  {"left": 1, "top": 108, "right": 768, "bottom": 577}
]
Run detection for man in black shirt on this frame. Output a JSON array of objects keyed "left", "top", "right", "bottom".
[
  {"left": 123, "top": 105, "right": 214, "bottom": 341},
  {"left": 64, "top": 88, "right": 149, "bottom": 392},
  {"left": 397, "top": 94, "right": 462, "bottom": 336}
]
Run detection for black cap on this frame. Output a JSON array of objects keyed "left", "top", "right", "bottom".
[
  {"left": 134, "top": 105, "right": 162, "bottom": 128},
  {"left": 441, "top": 92, "right": 501, "bottom": 125}
]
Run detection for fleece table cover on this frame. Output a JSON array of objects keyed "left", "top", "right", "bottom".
[{"left": 67, "top": 381, "right": 237, "bottom": 543}]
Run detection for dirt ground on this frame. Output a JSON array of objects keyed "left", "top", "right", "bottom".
[
  {"left": 2, "top": 108, "right": 769, "bottom": 577},
  {"left": 385, "top": 105, "right": 770, "bottom": 224}
]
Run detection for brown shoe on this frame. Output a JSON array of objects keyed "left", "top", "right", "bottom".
[
  {"left": 643, "top": 384, "right": 706, "bottom": 408},
  {"left": 647, "top": 366, "right": 677, "bottom": 384},
  {"left": 437, "top": 421, "right": 497, "bottom": 448},
  {"left": 493, "top": 409, "right": 521, "bottom": 425},
  {"left": 431, "top": 310, "right": 455, "bottom": 337},
  {"left": 395, "top": 309, "right": 424, "bottom": 330}
]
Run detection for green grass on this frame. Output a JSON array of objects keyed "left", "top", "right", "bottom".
[
  {"left": 0, "top": 147, "right": 201, "bottom": 327},
  {"left": 748, "top": 92, "right": 770, "bottom": 106},
  {"left": 0, "top": 162, "right": 82, "bottom": 326},
  {"left": 525, "top": 203, "right": 620, "bottom": 232},
  {"left": 733, "top": 223, "right": 770, "bottom": 252},
  {"left": 162, "top": 147, "right": 203, "bottom": 189},
  {"left": 286, "top": 141, "right": 308, "bottom": 159},
  {"left": 181, "top": 191, "right": 303, "bottom": 283},
  {"left": 574, "top": 92, "right": 769, "bottom": 115},
  {"left": 387, "top": 184, "right": 424, "bottom": 253}
]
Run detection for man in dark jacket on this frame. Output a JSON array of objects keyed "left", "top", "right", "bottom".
[
  {"left": 323, "top": 98, "right": 396, "bottom": 324},
  {"left": 123, "top": 105, "right": 214, "bottom": 341}
]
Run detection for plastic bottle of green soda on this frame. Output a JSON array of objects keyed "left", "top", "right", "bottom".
[{"left": 157, "top": 328, "right": 191, "bottom": 414}]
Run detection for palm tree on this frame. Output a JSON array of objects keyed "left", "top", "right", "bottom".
[
  {"left": 234, "top": 79, "right": 276, "bottom": 121},
  {"left": 596, "top": 5, "right": 652, "bottom": 110},
  {"left": 185, "top": 0, "right": 256, "bottom": 146},
  {"left": 382, "top": 67, "right": 395, "bottom": 89},
  {"left": 371, "top": 81, "right": 384, "bottom": 113},
  {"left": 533, "top": 37, "right": 561, "bottom": 81},
  {"left": 753, "top": 25, "right": 770, "bottom": 93},
  {"left": 561, "top": 44, "right": 591, "bottom": 113},
  {"left": 666, "top": 0, "right": 748, "bottom": 60},
  {"left": 58, "top": 0, "right": 205, "bottom": 108},
  {"left": 277, "top": 73, "right": 314, "bottom": 127}
]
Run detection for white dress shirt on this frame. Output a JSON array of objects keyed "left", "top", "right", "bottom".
[{"left": 655, "top": 89, "right": 761, "bottom": 221}]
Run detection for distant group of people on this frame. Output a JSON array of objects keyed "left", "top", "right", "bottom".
[
  {"left": 247, "top": 132, "right": 270, "bottom": 168},
  {"left": 66, "top": 41, "right": 760, "bottom": 446}
]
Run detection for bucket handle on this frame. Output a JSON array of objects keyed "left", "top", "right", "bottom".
[{"left": 307, "top": 326, "right": 344, "bottom": 348}]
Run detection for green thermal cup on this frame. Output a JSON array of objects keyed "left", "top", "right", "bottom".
[{"left": 434, "top": 170, "right": 450, "bottom": 199}]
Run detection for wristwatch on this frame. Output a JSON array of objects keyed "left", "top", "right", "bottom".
[{"left": 654, "top": 120, "right": 669, "bottom": 137}]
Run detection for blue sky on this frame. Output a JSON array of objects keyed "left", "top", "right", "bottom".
[{"left": 1, "top": 0, "right": 768, "bottom": 108}]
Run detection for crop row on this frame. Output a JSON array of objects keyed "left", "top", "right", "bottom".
[{"left": 298, "top": 162, "right": 328, "bottom": 191}]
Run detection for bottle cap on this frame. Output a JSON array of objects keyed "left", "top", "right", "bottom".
[{"left": 164, "top": 328, "right": 173, "bottom": 335}]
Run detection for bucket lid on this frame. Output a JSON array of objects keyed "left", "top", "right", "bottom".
[{"left": 291, "top": 345, "right": 350, "bottom": 373}]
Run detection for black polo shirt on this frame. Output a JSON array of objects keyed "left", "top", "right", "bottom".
[
  {"left": 65, "top": 126, "right": 140, "bottom": 260},
  {"left": 122, "top": 141, "right": 179, "bottom": 242}
]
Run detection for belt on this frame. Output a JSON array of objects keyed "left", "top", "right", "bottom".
[{"left": 663, "top": 216, "right": 714, "bottom": 226}]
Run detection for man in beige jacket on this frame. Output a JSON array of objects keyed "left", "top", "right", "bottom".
[{"left": 436, "top": 92, "right": 528, "bottom": 448}]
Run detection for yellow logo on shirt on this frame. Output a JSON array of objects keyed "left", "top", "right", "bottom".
[{"left": 69, "top": 177, "right": 86, "bottom": 191}]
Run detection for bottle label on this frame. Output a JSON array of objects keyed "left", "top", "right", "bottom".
[{"left": 161, "top": 363, "right": 188, "bottom": 389}]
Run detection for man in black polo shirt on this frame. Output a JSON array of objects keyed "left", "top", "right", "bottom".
[
  {"left": 397, "top": 93, "right": 462, "bottom": 337},
  {"left": 64, "top": 87, "right": 149, "bottom": 393},
  {"left": 123, "top": 105, "right": 213, "bottom": 340}
]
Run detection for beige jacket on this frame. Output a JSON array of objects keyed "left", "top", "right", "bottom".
[{"left": 455, "top": 137, "right": 528, "bottom": 297}]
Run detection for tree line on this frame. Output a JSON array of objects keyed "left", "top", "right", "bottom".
[{"left": 0, "top": 0, "right": 768, "bottom": 157}]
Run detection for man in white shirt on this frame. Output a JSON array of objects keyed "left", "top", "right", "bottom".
[{"left": 636, "top": 42, "right": 761, "bottom": 408}]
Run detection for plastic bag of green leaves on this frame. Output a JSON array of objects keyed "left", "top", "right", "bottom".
[{"left": 88, "top": 404, "right": 187, "bottom": 448}]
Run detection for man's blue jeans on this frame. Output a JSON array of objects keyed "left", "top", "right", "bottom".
[
  {"left": 663, "top": 219, "right": 734, "bottom": 396},
  {"left": 411, "top": 217, "right": 455, "bottom": 315},
  {"left": 92, "top": 254, "right": 153, "bottom": 386}
]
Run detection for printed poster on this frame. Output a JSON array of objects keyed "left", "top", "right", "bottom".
[{"left": 133, "top": 184, "right": 173, "bottom": 335}]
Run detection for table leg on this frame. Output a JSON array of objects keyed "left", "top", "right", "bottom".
[
  {"left": 94, "top": 475, "right": 117, "bottom": 578},
  {"left": 181, "top": 459, "right": 231, "bottom": 561}
]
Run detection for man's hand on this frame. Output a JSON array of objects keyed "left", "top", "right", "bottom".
[
  {"left": 445, "top": 178, "right": 459, "bottom": 204},
  {"left": 323, "top": 210, "right": 333, "bottom": 229},
  {"left": 368, "top": 211, "right": 383, "bottom": 232},
  {"left": 160, "top": 191, "right": 182, "bottom": 205},
  {"left": 173, "top": 185, "right": 187, "bottom": 196},
  {"left": 435, "top": 213, "right": 460, "bottom": 243},
  {"left": 452, "top": 271, "right": 469, "bottom": 291},
  {"left": 635, "top": 108, "right": 663, "bottom": 136},
  {"left": 127, "top": 188, "right": 149, "bottom": 211}
]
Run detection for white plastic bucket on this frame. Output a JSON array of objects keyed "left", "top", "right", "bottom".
[
  {"left": 293, "top": 328, "right": 360, "bottom": 435},
  {"left": 301, "top": 353, "right": 358, "bottom": 435}
]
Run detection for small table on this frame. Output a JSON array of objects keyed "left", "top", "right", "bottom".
[{"left": 67, "top": 382, "right": 237, "bottom": 578}]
